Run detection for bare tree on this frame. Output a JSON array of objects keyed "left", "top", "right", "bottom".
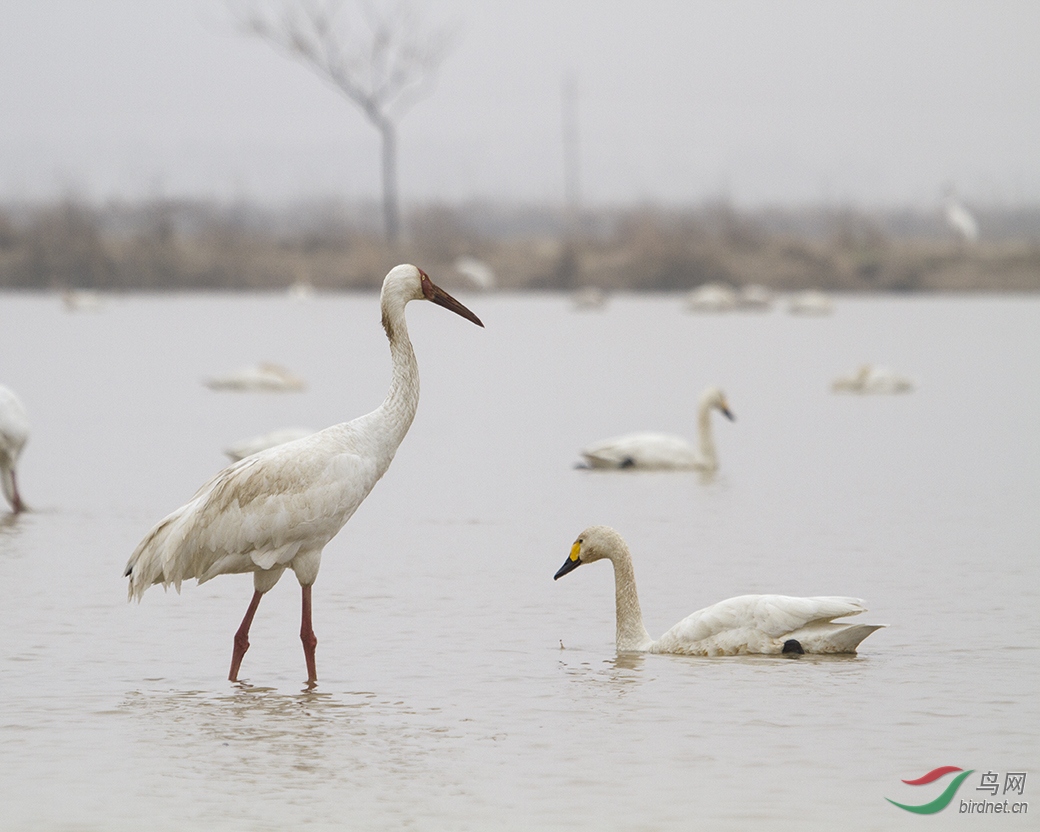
[{"left": 239, "top": 1, "right": 454, "bottom": 242}]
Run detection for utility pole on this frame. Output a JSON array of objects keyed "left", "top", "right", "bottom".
[{"left": 562, "top": 73, "right": 582, "bottom": 230}]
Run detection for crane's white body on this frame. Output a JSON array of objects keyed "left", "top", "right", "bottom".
[
  {"left": 556, "top": 526, "right": 883, "bottom": 655},
  {"left": 0, "top": 385, "right": 29, "bottom": 513},
  {"left": 127, "top": 415, "right": 405, "bottom": 597},
  {"left": 580, "top": 387, "right": 734, "bottom": 471},
  {"left": 224, "top": 427, "right": 316, "bottom": 462},
  {"left": 832, "top": 364, "right": 915, "bottom": 394}
]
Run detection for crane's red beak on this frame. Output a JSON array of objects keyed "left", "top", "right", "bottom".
[{"left": 421, "top": 273, "right": 484, "bottom": 327}]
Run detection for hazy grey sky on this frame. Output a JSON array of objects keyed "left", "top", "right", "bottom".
[{"left": 1, "top": 1, "right": 1038, "bottom": 209}]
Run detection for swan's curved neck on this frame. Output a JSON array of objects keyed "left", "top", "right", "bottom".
[
  {"left": 609, "top": 543, "right": 654, "bottom": 652},
  {"left": 697, "top": 400, "right": 717, "bottom": 468},
  {"left": 378, "top": 299, "right": 421, "bottom": 449}
]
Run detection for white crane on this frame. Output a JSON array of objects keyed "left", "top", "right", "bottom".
[
  {"left": 125, "top": 265, "right": 483, "bottom": 684},
  {"left": 578, "top": 387, "right": 734, "bottom": 471},
  {"left": 0, "top": 385, "right": 29, "bottom": 514},
  {"left": 554, "top": 526, "right": 884, "bottom": 655}
]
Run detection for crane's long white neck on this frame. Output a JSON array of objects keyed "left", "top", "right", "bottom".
[
  {"left": 697, "top": 396, "right": 718, "bottom": 469},
  {"left": 607, "top": 540, "right": 655, "bottom": 652},
  {"left": 376, "top": 294, "right": 421, "bottom": 452}
]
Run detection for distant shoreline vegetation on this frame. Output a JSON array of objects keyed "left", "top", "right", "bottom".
[{"left": 0, "top": 197, "right": 1037, "bottom": 293}]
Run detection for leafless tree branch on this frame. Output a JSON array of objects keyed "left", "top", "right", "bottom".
[{"left": 235, "top": 0, "right": 456, "bottom": 240}]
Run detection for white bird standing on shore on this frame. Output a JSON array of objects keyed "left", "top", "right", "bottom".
[
  {"left": 554, "top": 526, "right": 884, "bottom": 655},
  {"left": 0, "top": 385, "right": 29, "bottom": 514},
  {"left": 579, "top": 386, "right": 734, "bottom": 471},
  {"left": 125, "top": 265, "right": 483, "bottom": 684}
]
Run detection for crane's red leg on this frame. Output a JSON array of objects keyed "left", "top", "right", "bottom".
[
  {"left": 301, "top": 584, "right": 318, "bottom": 684},
  {"left": 229, "top": 589, "right": 263, "bottom": 682}
]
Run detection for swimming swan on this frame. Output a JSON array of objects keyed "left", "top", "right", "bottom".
[
  {"left": 579, "top": 386, "right": 734, "bottom": 470},
  {"left": 224, "top": 427, "right": 316, "bottom": 462},
  {"left": 553, "top": 526, "right": 884, "bottom": 655},
  {"left": 832, "top": 364, "right": 915, "bottom": 394}
]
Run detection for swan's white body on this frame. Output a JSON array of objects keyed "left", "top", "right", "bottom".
[
  {"left": 126, "top": 265, "right": 483, "bottom": 683},
  {"left": 288, "top": 280, "right": 315, "bottom": 301},
  {"left": 555, "top": 526, "right": 884, "bottom": 655},
  {"left": 788, "top": 290, "right": 833, "bottom": 316},
  {"left": 736, "top": 284, "right": 772, "bottom": 311},
  {"left": 62, "top": 289, "right": 103, "bottom": 312},
  {"left": 0, "top": 385, "right": 29, "bottom": 514},
  {"left": 224, "top": 427, "right": 316, "bottom": 462},
  {"left": 832, "top": 364, "right": 915, "bottom": 394},
  {"left": 572, "top": 285, "right": 608, "bottom": 310},
  {"left": 580, "top": 387, "right": 734, "bottom": 471},
  {"left": 204, "top": 362, "right": 307, "bottom": 392},
  {"left": 685, "top": 282, "right": 737, "bottom": 313}
]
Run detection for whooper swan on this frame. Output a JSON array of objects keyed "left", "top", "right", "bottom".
[
  {"left": 579, "top": 386, "right": 734, "bottom": 471},
  {"left": 554, "top": 525, "right": 884, "bottom": 655}
]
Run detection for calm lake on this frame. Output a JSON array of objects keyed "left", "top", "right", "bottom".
[{"left": 1, "top": 289, "right": 1037, "bottom": 830}]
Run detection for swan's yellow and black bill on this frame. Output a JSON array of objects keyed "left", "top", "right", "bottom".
[
  {"left": 720, "top": 399, "right": 735, "bottom": 421},
  {"left": 420, "top": 272, "right": 484, "bottom": 327},
  {"left": 553, "top": 542, "right": 583, "bottom": 580}
]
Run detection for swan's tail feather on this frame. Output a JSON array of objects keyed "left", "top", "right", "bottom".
[
  {"left": 829, "top": 623, "right": 885, "bottom": 653},
  {"left": 790, "top": 622, "right": 886, "bottom": 654}
]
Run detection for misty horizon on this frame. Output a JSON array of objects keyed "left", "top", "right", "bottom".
[{"left": 1, "top": 1, "right": 1039, "bottom": 211}]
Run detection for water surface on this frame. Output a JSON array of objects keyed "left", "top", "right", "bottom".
[{"left": 1, "top": 291, "right": 1037, "bottom": 830}]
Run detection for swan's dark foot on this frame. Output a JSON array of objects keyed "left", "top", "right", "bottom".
[
  {"left": 782, "top": 639, "right": 805, "bottom": 655},
  {"left": 619, "top": 457, "right": 636, "bottom": 469}
]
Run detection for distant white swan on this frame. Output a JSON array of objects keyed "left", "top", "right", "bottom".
[
  {"left": 685, "top": 282, "right": 737, "bottom": 312},
  {"left": 832, "top": 364, "right": 915, "bottom": 394},
  {"left": 224, "top": 427, "right": 316, "bottom": 462},
  {"left": 579, "top": 386, "right": 734, "bottom": 471},
  {"left": 554, "top": 526, "right": 884, "bottom": 655},
  {"left": 204, "top": 363, "right": 307, "bottom": 392},
  {"left": 62, "top": 289, "right": 103, "bottom": 312},
  {"left": 288, "top": 280, "right": 315, "bottom": 301},
  {"left": 572, "top": 285, "right": 608, "bottom": 310},
  {"left": 736, "top": 284, "right": 772, "bottom": 311},
  {"left": 788, "top": 290, "right": 833, "bottom": 316},
  {"left": 0, "top": 385, "right": 29, "bottom": 513}
]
